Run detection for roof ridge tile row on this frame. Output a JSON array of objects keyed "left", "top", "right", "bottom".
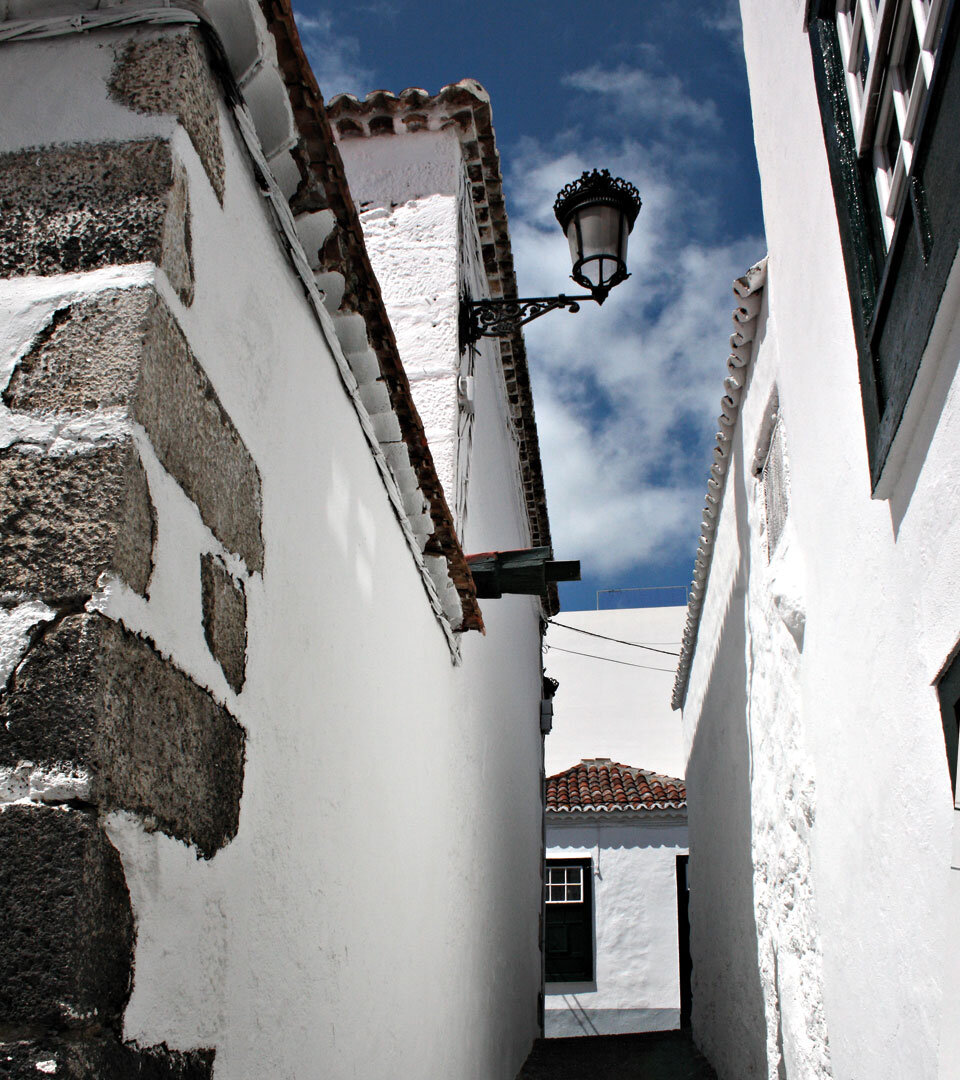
[{"left": 546, "top": 759, "right": 687, "bottom": 813}]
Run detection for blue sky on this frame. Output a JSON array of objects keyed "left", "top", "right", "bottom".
[{"left": 293, "top": 0, "right": 765, "bottom": 610}]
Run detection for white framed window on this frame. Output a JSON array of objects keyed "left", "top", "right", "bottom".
[
  {"left": 545, "top": 865, "right": 583, "bottom": 904},
  {"left": 835, "top": 0, "right": 947, "bottom": 247}
]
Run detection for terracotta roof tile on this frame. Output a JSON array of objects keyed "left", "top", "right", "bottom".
[{"left": 546, "top": 759, "right": 686, "bottom": 813}]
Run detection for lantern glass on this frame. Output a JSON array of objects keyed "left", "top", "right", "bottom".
[
  {"left": 565, "top": 202, "right": 628, "bottom": 290},
  {"left": 554, "top": 170, "right": 641, "bottom": 299}
]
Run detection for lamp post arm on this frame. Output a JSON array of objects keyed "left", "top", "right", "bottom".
[{"left": 460, "top": 292, "right": 602, "bottom": 348}]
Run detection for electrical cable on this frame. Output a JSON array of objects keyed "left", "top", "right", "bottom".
[
  {"left": 546, "top": 619, "right": 681, "bottom": 657},
  {"left": 545, "top": 645, "right": 677, "bottom": 673}
]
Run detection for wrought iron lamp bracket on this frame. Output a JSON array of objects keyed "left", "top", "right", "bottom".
[{"left": 459, "top": 292, "right": 605, "bottom": 349}]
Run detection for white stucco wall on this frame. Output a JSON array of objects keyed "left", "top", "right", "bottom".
[
  {"left": 680, "top": 4, "right": 960, "bottom": 1079},
  {"left": 544, "top": 607, "right": 686, "bottom": 779},
  {"left": 544, "top": 816, "right": 687, "bottom": 1037},
  {"left": 337, "top": 131, "right": 467, "bottom": 524},
  {"left": 0, "top": 28, "right": 542, "bottom": 1080}
]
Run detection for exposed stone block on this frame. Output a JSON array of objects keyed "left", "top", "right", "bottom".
[
  {"left": 0, "top": 615, "right": 246, "bottom": 856},
  {"left": 0, "top": 140, "right": 194, "bottom": 304},
  {"left": 0, "top": 443, "right": 155, "bottom": 601},
  {"left": 4, "top": 288, "right": 154, "bottom": 413},
  {"left": 200, "top": 553, "right": 247, "bottom": 694},
  {"left": 0, "top": 615, "right": 246, "bottom": 859},
  {"left": 97, "top": 617, "right": 246, "bottom": 858},
  {"left": 0, "top": 1037, "right": 214, "bottom": 1080},
  {"left": 5, "top": 287, "right": 263, "bottom": 573},
  {"left": 135, "top": 299, "right": 264, "bottom": 572},
  {"left": 109, "top": 31, "right": 226, "bottom": 204},
  {"left": 0, "top": 804, "right": 134, "bottom": 1029},
  {"left": 0, "top": 613, "right": 101, "bottom": 765}
]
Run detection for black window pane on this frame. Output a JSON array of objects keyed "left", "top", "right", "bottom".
[
  {"left": 903, "top": 17, "right": 921, "bottom": 88},
  {"left": 857, "top": 28, "right": 870, "bottom": 87},
  {"left": 937, "top": 648, "right": 960, "bottom": 800},
  {"left": 884, "top": 108, "right": 901, "bottom": 169}
]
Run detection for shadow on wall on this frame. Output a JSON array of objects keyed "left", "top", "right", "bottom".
[{"left": 685, "top": 454, "right": 768, "bottom": 1078}]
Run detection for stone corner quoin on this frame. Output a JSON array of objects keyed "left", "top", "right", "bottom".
[{"left": 0, "top": 24, "right": 268, "bottom": 1076}]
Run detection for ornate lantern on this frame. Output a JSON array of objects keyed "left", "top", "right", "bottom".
[
  {"left": 553, "top": 169, "right": 643, "bottom": 302},
  {"left": 460, "top": 168, "right": 642, "bottom": 346}
]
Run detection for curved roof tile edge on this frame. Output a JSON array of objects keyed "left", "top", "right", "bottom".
[
  {"left": 671, "top": 257, "right": 768, "bottom": 711},
  {"left": 325, "top": 81, "right": 558, "bottom": 614},
  {"left": 259, "top": 2, "right": 484, "bottom": 632},
  {"left": 546, "top": 804, "right": 688, "bottom": 814}
]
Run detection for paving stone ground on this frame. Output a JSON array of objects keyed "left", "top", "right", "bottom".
[{"left": 517, "top": 1029, "right": 718, "bottom": 1080}]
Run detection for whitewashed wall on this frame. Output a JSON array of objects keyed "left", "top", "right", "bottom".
[
  {"left": 681, "top": 4, "right": 960, "bottom": 1079},
  {"left": 545, "top": 607, "right": 686, "bottom": 779},
  {"left": 0, "top": 27, "right": 542, "bottom": 1080},
  {"left": 338, "top": 131, "right": 469, "bottom": 528},
  {"left": 544, "top": 817, "right": 687, "bottom": 1037}
]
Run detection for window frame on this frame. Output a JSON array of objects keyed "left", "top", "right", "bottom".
[
  {"left": 545, "top": 864, "right": 585, "bottom": 904},
  {"left": 807, "top": 0, "right": 960, "bottom": 491},
  {"left": 544, "top": 857, "right": 594, "bottom": 984}
]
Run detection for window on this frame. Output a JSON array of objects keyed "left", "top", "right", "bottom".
[
  {"left": 834, "top": 0, "right": 946, "bottom": 247},
  {"left": 545, "top": 864, "right": 583, "bottom": 903},
  {"left": 937, "top": 647, "right": 960, "bottom": 800},
  {"left": 807, "top": 0, "right": 958, "bottom": 489},
  {"left": 544, "top": 858, "right": 593, "bottom": 982}
]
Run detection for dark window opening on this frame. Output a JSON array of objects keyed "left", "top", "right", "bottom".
[
  {"left": 544, "top": 857, "right": 593, "bottom": 983},
  {"left": 937, "top": 647, "right": 960, "bottom": 799},
  {"left": 676, "top": 854, "right": 692, "bottom": 1028}
]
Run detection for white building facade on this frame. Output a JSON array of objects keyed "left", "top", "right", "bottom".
[
  {"left": 0, "top": 6, "right": 553, "bottom": 1079},
  {"left": 544, "top": 759, "right": 688, "bottom": 1038},
  {"left": 674, "top": 2, "right": 960, "bottom": 1079}
]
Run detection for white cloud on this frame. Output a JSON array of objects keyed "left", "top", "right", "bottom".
[
  {"left": 563, "top": 63, "right": 719, "bottom": 129},
  {"left": 508, "top": 136, "right": 763, "bottom": 576},
  {"left": 701, "top": 0, "right": 744, "bottom": 49},
  {"left": 293, "top": 9, "right": 375, "bottom": 99}
]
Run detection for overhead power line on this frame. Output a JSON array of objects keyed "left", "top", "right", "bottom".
[
  {"left": 546, "top": 645, "right": 677, "bottom": 674},
  {"left": 546, "top": 619, "right": 681, "bottom": 657}
]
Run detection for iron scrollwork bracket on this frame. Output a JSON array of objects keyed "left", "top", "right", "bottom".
[{"left": 459, "top": 294, "right": 598, "bottom": 349}]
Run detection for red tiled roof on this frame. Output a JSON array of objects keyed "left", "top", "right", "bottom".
[{"left": 546, "top": 759, "right": 686, "bottom": 813}]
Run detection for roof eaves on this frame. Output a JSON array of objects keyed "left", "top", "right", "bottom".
[
  {"left": 0, "top": 2, "right": 482, "bottom": 636},
  {"left": 671, "top": 257, "right": 768, "bottom": 710},
  {"left": 256, "top": 3, "right": 483, "bottom": 632},
  {"left": 326, "top": 83, "right": 558, "bottom": 615},
  {"left": 546, "top": 802, "right": 688, "bottom": 814}
]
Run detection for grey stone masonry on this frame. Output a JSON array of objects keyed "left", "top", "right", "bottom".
[
  {"left": 5, "top": 288, "right": 155, "bottom": 413},
  {"left": 0, "top": 443, "right": 155, "bottom": 601},
  {"left": 0, "top": 804, "right": 134, "bottom": 1030},
  {"left": 200, "top": 553, "right": 247, "bottom": 694},
  {"left": 0, "top": 1038, "right": 214, "bottom": 1080},
  {"left": 0, "top": 140, "right": 194, "bottom": 304},
  {"left": 109, "top": 29, "right": 226, "bottom": 204},
  {"left": 0, "top": 614, "right": 246, "bottom": 859},
  {"left": 5, "top": 286, "right": 264, "bottom": 574}
]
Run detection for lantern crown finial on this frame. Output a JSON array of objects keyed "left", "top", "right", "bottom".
[{"left": 553, "top": 169, "right": 643, "bottom": 234}]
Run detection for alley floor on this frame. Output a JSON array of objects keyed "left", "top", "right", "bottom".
[{"left": 517, "top": 1030, "right": 718, "bottom": 1080}]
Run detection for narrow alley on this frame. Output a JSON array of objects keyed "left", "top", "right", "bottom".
[{"left": 517, "top": 1031, "right": 717, "bottom": 1080}]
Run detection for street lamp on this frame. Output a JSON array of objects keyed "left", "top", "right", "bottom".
[{"left": 460, "top": 168, "right": 642, "bottom": 347}]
